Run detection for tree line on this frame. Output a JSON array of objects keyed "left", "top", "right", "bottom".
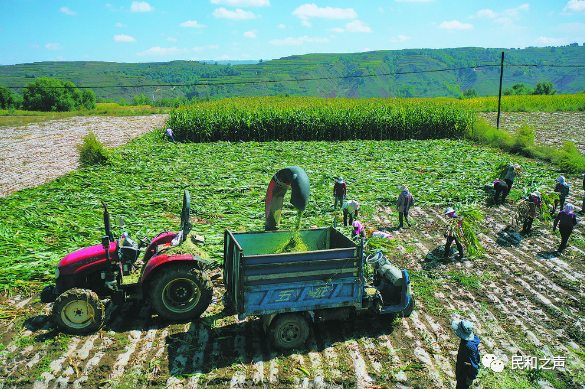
[{"left": 0, "top": 76, "right": 565, "bottom": 111}]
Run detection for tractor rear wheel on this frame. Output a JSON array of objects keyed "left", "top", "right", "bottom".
[
  {"left": 52, "top": 288, "right": 105, "bottom": 334},
  {"left": 269, "top": 313, "right": 310, "bottom": 350},
  {"left": 149, "top": 265, "right": 213, "bottom": 321}
]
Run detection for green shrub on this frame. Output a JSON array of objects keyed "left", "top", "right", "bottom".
[
  {"left": 554, "top": 141, "right": 585, "bottom": 174},
  {"left": 77, "top": 131, "right": 110, "bottom": 166}
]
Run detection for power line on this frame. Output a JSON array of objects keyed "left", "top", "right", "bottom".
[{"left": 4, "top": 63, "right": 585, "bottom": 90}]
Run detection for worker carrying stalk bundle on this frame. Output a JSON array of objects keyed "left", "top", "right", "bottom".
[
  {"left": 443, "top": 207, "right": 464, "bottom": 262},
  {"left": 519, "top": 192, "right": 542, "bottom": 234}
]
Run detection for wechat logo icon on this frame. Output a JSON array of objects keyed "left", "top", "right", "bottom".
[{"left": 483, "top": 353, "right": 505, "bottom": 372}]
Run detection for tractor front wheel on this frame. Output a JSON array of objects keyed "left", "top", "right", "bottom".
[
  {"left": 269, "top": 313, "right": 310, "bottom": 350},
  {"left": 52, "top": 288, "right": 105, "bottom": 334},
  {"left": 149, "top": 265, "right": 213, "bottom": 321}
]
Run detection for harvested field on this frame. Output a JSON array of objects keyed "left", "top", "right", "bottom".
[
  {"left": 478, "top": 111, "right": 585, "bottom": 153},
  {"left": 0, "top": 115, "right": 168, "bottom": 198},
  {"left": 1, "top": 113, "right": 585, "bottom": 389}
]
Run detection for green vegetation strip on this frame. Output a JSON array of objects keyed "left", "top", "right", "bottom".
[
  {"left": 0, "top": 130, "right": 555, "bottom": 293},
  {"left": 167, "top": 96, "right": 475, "bottom": 142}
]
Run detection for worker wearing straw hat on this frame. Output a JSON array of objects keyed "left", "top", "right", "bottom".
[{"left": 452, "top": 319, "right": 481, "bottom": 389}]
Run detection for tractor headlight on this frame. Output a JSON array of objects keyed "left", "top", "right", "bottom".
[
  {"left": 406, "top": 283, "right": 412, "bottom": 296},
  {"left": 55, "top": 268, "right": 60, "bottom": 279}
]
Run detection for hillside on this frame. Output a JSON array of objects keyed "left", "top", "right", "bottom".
[{"left": 1, "top": 46, "right": 584, "bottom": 102}]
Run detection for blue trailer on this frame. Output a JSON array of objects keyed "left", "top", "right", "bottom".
[{"left": 223, "top": 227, "right": 413, "bottom": 349}]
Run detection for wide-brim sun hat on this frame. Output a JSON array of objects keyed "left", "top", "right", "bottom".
[
  {"left": 532, "top": 191, "right": 540, "bottom": 197},
  {"left": 400, "top": 185, "right": 408, "bottom": 192},
  {"left": 452, "top": 319, "right": 474, "bottom": 341},
  {"left": 337, "top": 177, "right": 344, "bottom": 183},
  {"left": 444, "top": 207, "right": 455, "bottom": 215}
]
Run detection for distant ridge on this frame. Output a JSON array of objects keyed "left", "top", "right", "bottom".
[{"left": 1, "top": 46, "right": 583, "bottom": 102}]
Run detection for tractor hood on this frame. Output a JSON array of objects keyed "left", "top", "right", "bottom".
[{"left": 58, "top": 242, "right": 118, "bottom": 274}]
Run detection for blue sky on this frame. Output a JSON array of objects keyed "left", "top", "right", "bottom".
[{"left": 1, "top": 0, "right": 584, "bottom": 65}]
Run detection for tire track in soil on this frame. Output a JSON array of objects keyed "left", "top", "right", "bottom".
[{"left": 3, "top": 114, "right": 585, "bottom": 388}]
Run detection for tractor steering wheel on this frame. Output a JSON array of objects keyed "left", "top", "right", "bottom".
[{"left": 136, "top": 234, "right": 150, "bottom": 248}]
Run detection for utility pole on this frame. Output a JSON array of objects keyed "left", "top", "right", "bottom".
[{"left": 497, "top": 52, "right": 504, "bottom": 129}]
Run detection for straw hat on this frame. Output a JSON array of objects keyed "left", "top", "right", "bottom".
[{"left": 452, "top": 319, "right": 474, "bottom": 341}]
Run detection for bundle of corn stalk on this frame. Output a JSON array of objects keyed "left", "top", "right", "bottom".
[
  {"left": 513, "top": 190, "right": 558, "bottom": 228},
  {"left": 445, "top": 207, "right": 484, "bottom": 258}
]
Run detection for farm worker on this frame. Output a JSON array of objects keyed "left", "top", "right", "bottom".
[
  {"left": 493, "top": 180, "right": 509, "bottom": 205},
  {"left": 342, "top": 200, "right": 360, "bottom": 226},
  {"left": 352, "top": 220, "right": 366, "bottom": 239},
  {"left": 553, "top": 203, "right": 578, "bottom": 253},
  {"left": 503, "top": 164, "right": 520, "bottom": 195},
  {"left": 554, "top": 176, "right": 570, "bottom": 213},
  {"left": 165, "top": 127, "right": 175, "bottom": 142},
  {"left": 452, "top": 319, "right": 481, "bottom": 389},
  {"left": 333, "top": 177, "right": 347, "bottom": 209},
  {"left": 397, "top": 184, "right": 414, "bottom": 228},
  {"left": 521, "top": 192, "right": 542, "bottom": 234},
  {"left": 443, "top": 207, "right": 464, "bottom": 262}
]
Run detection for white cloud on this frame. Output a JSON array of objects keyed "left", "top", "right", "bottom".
[
  {"left": 535, "top": 36, "right": 567, "bottom": 45},
  {"left": 137, "top": 46, "right": 186, "bottom": 56},
  {"left": 180, "top": 20, "right": 207, "bottom": 28},
  {"left": 60, "top": 7, "right": 77, "bottom": 15},
  {"left": 243, "top": 29, "right": 257, "bottom": 38},
  {"left": 269, "top": 35, "right": 329, "bottom": 46},
  {"left": 301, "top": 19, "right": 312, "bottom": 27},
  {"left": 210, "top": 0, "right": 270, "bottom": 6},
  {"left": 213, "top": 7, "right": 257, "bottom": 19},
  {"left": 329, "top": 27, "right": 345, "bottom": 33},
  {"left": 278, "top": 24, "right": 286, "bottom": 29},
  {"left": 564, "top": 0, "right": 585, "bottom": 12},
  {"left": 115, "top": 22, "right": 126, "bottom": 27},
  {"left": 557, "top": 22, "right": 585, "bottom": 33},
  {"left": 45, "top": 43, "right": 64, "bottom": 50},
  {"left": 475, "top": 9, "right": 496, "bottom": 19},
  {"left": 131, "top": 1, "right": 154, "bottom": 12},
  {"left": 439, "top": 20, "right": 473, "bottom": 30},
  {"left": 167, "top": 37, "right": 178, "bottom": 42},
  {"left": 391, "top": 34, "right": 411, "bottom": 42},
  {"left": 345, "top": 20, "right": 372, "bottom": 33},
  {"left": 114, "top": 34, "right": 137, "bottom": 42},
  {"left": 502, "top": 3, "right": 529, "bottom": 18},
  {"left": 193, "top": 44, "right": 220, "bottom": 51},
  {"left": 292, "top": 4, "right": 357, "bottom": 20}
]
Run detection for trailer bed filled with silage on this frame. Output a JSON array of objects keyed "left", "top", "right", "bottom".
[{"left": 223, "top": 227, "right": 364, "bottom": 319}]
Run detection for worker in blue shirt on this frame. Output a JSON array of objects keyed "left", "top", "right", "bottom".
[{"left": 452, "top": 319, "right": 481, "bottom": 389}]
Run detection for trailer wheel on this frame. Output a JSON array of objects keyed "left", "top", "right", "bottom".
[
  {"left": 400, "top": 296, "right": 415, "bottom": 318},
  {"left": 150, "top": 265, "right": 213, "bottom": 321},
  {"left": 52, "top": 288, "right": 105, "bottom": 334},
  {"left": 269, "top": 313, "right": 310, "bottom": 350}
]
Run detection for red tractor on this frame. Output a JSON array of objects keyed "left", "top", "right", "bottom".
[{"left": 41, "top": 190, "right": 213, "bottom": 333}]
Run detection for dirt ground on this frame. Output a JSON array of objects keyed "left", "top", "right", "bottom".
[
  {"left": 0, "top": 114, "right": 168, "bottom": 198},
  {"left": 1, "top": 113, "right": 585, "bottom": 388}
]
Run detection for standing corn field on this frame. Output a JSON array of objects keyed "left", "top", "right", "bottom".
[{"left": 166, "top": 96, "right": 476, "bottom": 142}]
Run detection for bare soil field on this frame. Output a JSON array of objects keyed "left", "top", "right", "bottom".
[
  {"left": 478, "top": 111, "right": 585, "bottom": 153},
  {"left": 1, "top": 113, "right": 585, "bottom": 389},
  {"left": 0, "top": 114, "right": 168, "bottom": 198}
]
